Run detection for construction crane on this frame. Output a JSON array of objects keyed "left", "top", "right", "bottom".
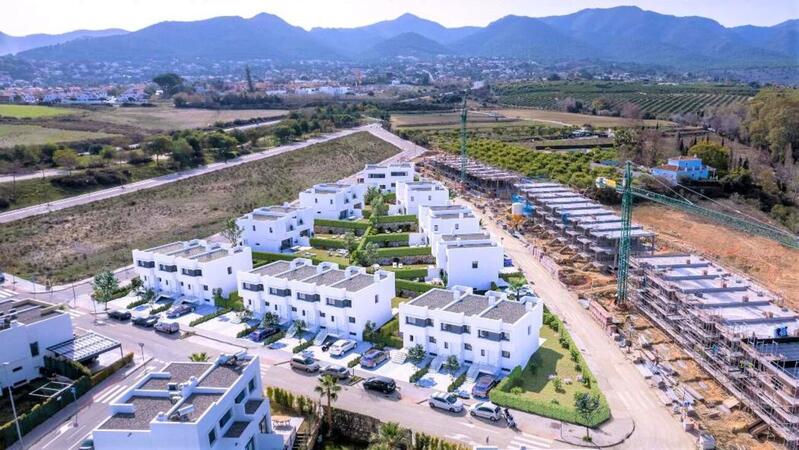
[
  {"left": 597, "top": 161, "right": 799, "bottom": 304},
  {"left": 459, "top": 97, "right": 468, "bottom": 185}
]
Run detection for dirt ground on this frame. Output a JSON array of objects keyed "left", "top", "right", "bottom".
[
  {"left": 487, "top": 107, "right": 673, "bottom": 127},
  {"left": 81, "top": 104, "right": 287, "bottom": 131},
  {"left": 633, "top": 204, "right": 799, "bottom": 310}
]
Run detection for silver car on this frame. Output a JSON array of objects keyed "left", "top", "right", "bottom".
[
  {"left": 428, "top": 392, "right": 464, "bottom": 413},
  {"left": 319, "top": 364, "right": 350, "bottom": 380},
  {"left": 469, "top": 401, "right": 502, "bottom": 421}
]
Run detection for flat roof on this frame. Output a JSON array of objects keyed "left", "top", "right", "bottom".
[
  {"left": 171, "top": 245, "right": 207, "bottom": 258},
  {"left": 250, "top": 260, "right": 292, "bottom": 277},
  {"left": 99, "top": 396, "right": 174, "bottom": 431},
  {"left": 47, "top": 332, "right": 121, "bottom": 362},
  {"left": 198, "top": 364, "right": 247, "bottom": 388},
  {"left": 181, "top": 393, "right": 223, "bottom": 422},
  {"left": 303, "top": 269, "right": 347, "bottom": 286},
  {"left": 331, "top": 273, "right": 375, "bottom": 292},
  {"left": 445, "top": 242, "right": 498, "bottom": 249},
  {"left": 481, "top": 300, "right": 530, "bottom": 323},
  {"left": 444, "top": 294, "right": 490, "bottom": 316},
  {"left": 409, "top": 289, "right": 455, "bottom": 309},
  {"left": 0, "top": 299, "right": 64, "bottom": 326},
  {"left": 440, "top": 232, "right": 490, "bottom": 242},
  {"left": 144, "top": 241, "right": 185, "bottom": 254},
  {"left": 275, "top": 265, "right": 319, "bottom": 281},
  {"left": 139, "top": 362, "right": 211, "bottom": 390},
  {"left": 192, "top": 248, "right": 230, "bottom": 262}
]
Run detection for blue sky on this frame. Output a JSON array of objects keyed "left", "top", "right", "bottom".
[{"left": 3, "top": 0, "right": 798, "bottom": 35}]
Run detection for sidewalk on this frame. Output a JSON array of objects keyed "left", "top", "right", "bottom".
[
  {"left": 558, "top": 418, "right": 635, "bottom": 447},
  {"left": 2, "top": 264, "right": 136, "bottom": 294}
]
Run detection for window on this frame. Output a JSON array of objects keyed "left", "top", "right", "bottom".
[
  {"left": 208, "top": 429, "right": 216, "bottom": 446},
  {"left": 472, "top": 261, "right": 479, "bottom": 269},
  {"left": 252, "top": 225, "right": 256, "bottom": 231},
  {"left": 427, "top": 195, "right": 431, "bottom": 201},
  {"left": 235, "top": 389, "right": 246, "bottom": 404},
  {"left": 444, "top": 342, "right": 449, "bottom": 349},
  {"left": 248, "top": 377, "right": 256, "bottom": 392},
  {"left": 502, "top": 351, "right": 511, "bottom": 358},
  {"left": 374, "top": 295, "right": 379, "bottom": 304},
  {"left": 464, "top": 343, "right": 472, "bottom": 351},
  {"left": 227, "top": 267, "right": 232, "bottom": 275},
  {"left": 331, "top": 316, "right": 335, "bottom": 322},
  {"left": 527, "top": 326, "right": 531, "bottom": 335},
  {"left": 181, "top": 268, "right": 202, "bottom": 276},
  {"left": 180, "top": 281, "right": 184, "bottom": 287},
  {"left": 348, "top": 317, "right": 356, "bottom": 323},
  {"left": 319, "top": 312, "right": 326, "bottom": 317},
  {"left": 291, "top": 306, "right": 297, "bottom": 312},
  {"left": 349, "top": 332, "right": 356, "bottom": 336},
  {"left": 219, "top": 408, "right": 232, "bottom": 428},
  {"left": 434, "top": 225, "right": 438, "bottom": 232},
  {"left": 269, "top": 287, "right": 291, "bottom": 297},
  {"left": 137, "top": 260, "right": 155, "bottom": 268},
  {"left": 302, "top": 310, "right": 306, "bottom": 317},
  {"left": 30, "top": 342, "right": 39, "bottom": 357},
  {"left": 203, "top": 285, "right": 208, "bottom": 291},
  {"left": 245, "top": 437, "right": 256, "bottom": 450},
  {"left": 259, "top": 416, "right": 269, "bottom": 433},
  {"left": 410, "top": 335, "right": 414, "bottom": 342},
  {"left": 12, "top": 366, "right": 21, "bottom": 372},
  {"left": 455, "top": 223, "right": 459, "bottom": 230},
  {"left": 480, "top": 349, "right": 485, "bottom": 357},
  {"left": 429, "top": 336, "right": 436, "bottom": 344},
  {"left": 242, "top": 282, "right": 264, "bottom": 292}
]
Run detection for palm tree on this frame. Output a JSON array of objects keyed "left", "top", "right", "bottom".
[
  {"left": 314, "top": 374, "right": 341, "bottom": 435},
  {"left": 189, "top": 352, "right": 209, "bottom": 362},
  {"left": 508, "top": 278, "right": 526, "bottom": 300},
  {"left": 294, "top": 319, "right": 307, "bottom": 342},
  {"left": 370, "top": 422, "right": 408, "bottom": 450}
]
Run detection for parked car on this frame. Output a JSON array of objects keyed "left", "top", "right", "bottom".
[
  {"left": 469, "top": 401, "right": 502, "bottom": 421},
  {"left": 319, "top": 364, "right": 350, "bottom": 380},
  {"left": 329, "top": 339, "right": 357, "bottom": 357},
  {"left": 428, "top": 392, "right": 464, "bottom": 413},
  {"left": 360, "top": 349, "right": 389, "bottom": 369},
  {"left": 107, "top": 309, "right": 131, "bottom": 321},
  {"left": 132, "top": 315, "right": 159, "bottom": 328},
  {"left": 290, "top": 355, "right": 320, "bottom": 373},
  {"left": 471, "top": 374, "right": 498, "bottom": 398},
  {"left": 78, "top": 438, "right": 94, "bottom": 450},
  {"left": 166, "top": 304, "right": 194, "bottom": 318},
  {"left": 363, "top": 376, "right": 396, "bottom": 394},
  {"left": 247, "top": 326, "right": 281, "bottom": 342},
  {"left": 154, "top": 321, "right": 180, "bottom": 334}
]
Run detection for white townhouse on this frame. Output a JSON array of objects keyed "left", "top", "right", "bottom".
[
  {"left": 430, "top": 232, "right": 503, "bottom": 289},
  {"left": 237, "top": 205, "right": 314, "bottom": 253},
  {"left": 237, "top": 259, "right": 395, "bottom": 340},
  {"left": 0, "top": 299, "right": 73, "bottom": 386},
  {"left": 91, "top": 354, "right": 285, "bottom": 450},
  {"left": 399, "top": 287, "right": 543, "bottom": 371},
  {"left": 299, "top": 183, "right": 366, "bottom": 220},
  {"left": 356, "top": 163, "right": 415, "bottom": 193},
  {"left": 132, "top": 240, "right": 253, "bottom": 305},
  {"left": 418, "top": 204, "right": 481, "bottom": 242},
  {"left": 395, "top": 180, "right": 450, "bottom": 215}
]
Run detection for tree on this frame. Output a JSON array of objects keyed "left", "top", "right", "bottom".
[
  {"left": 244, "top": 65, "right": 255, "bottom": 93},
  {"left": 620, "top": 102, "right": 642, "bottom": 120},
  {"left": 508, "top": 278, "right": 526, "bottom": 300},
  {"left": 365, "top": 186, "right": 382, "bottom": 205},
  {"left": 407, "top": 344, "right": 426, "bottom": 363},
  {"left": 140, "top": 287, "right": 156, "bottom": 306},
  {"left": 212, "top": 288, "right": 226, "bottom": 309},
  {"left": 262, "top": 312, "right": 280, "bottom": 328},
  {"left": 53, "top": 148, "right": 79, "bottom": 173},
  {"left": 574, "top": 392, "right": 602, "bottom": 440},
  {"left": 314, "top": 374, "right": 341, "bottom": 435},
  {"left": 354, "top": 242, "right": 379, "bottom": 266},
  {"left": 129, "top": 277, "right": 143, "bottom": 292},
  {"left": 613, "top": 128, "right": 641, "bottom": 163},
  {"left": 205, "top": 132, "right": 238, "bottom": 161},
  {"left": 362, "top": 320, "right": 376, "bottom": 342},
  {"left": 169, "top": 138, "right": 194, "bottom": 169},
  {"left": 221, "top": 217, "right": 243, "bottom": 245},
  {"left": 92, "top": 271, "right": 119, "bottom": 311},
  {"left": 293, "top": 319, "right": 307, "bottom": 342},
  {"left": 146, "top": 135, "right": 172, "bottom": 167},
  {"left": 371, "top": 195, "right": 389, "bottom": 217},
  {"left": 689, "top": 142, "right": 730, "bottom": 176},
  {"left": 343, "top": 231, "right": 359, "bottom": 254},
  {"left": 744, "top": 88, "right": 799, "bottom": 164},
  {"left": 443, "top": 355, "right": 460, "bottom": 374},
  {"left": 273, "top": 125, "right": 294, "bottom": 144},
  {"left": 189, "top": 352, "right": 209, "bottom": 362},
  {"left": 152, "top": 73, "right": 184, "bottom": 97},
  {"left": 370, "top": 422, "right": 408, "bottom": 450}
]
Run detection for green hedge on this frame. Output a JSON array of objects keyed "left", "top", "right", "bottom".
[
  {"left": 189, "top": 308, "right": 232, "bottom": 327},
  {"left": 314, "top": 219, "right": 369, "bottom": 230},
  {"left": 91, "top": 353, "right": 134, "bottom": 386},
  {"left": 237, "top": 325, "right": 260, "bottom": 338},
  {"left": 264, "top": 331, "right": 285, "bottom": 345},
  {"left": 310, "top": 237, "right": 348, "bottom": 249},
  {"left": 396, "top": 279, "right": 436, "bottom": 294},
  {"left": 364, "top": 317, "right": 403, "bottom": 349},
  {"left": 292, "top": 339, "right": 314, "bottom": 354},
  {"left": 375, "top": 246, "right": 431, "bottom": 257},
  {"left": 126, "top": 297, "right": 149, "bottom": 309},
  {"left": 389, "top": 267, "right": 428, "bottom": 280},
  {"left": 448, "top": 373, "right": 466, "bottom": 392},
  {"left": 489, "top": 388, "right": 610, "bottom": 427},
  {"left": 252, "top": 251, "right": 298, "bottom": 266},
  {"left": 365, "top": 233, "right": 410, "bottom": 245},
  {"left": 374, "top": 214, "right": 417, "bottom": 224},
  {"left": 410, "top": 365, "right": 430, "bottom": 384},
  {"left": 347, "top": 356, "right": 362, "bottom": 368},
  {"left": 150, "top": 301, "right": 173, "bottom": 315}
]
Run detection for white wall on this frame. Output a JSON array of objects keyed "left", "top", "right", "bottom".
[{"left": 0, "top": 313, "right": 73, "bottom": 386}]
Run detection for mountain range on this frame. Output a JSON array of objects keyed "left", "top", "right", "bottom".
[
  {"left": 0, "top": 28, "right": 126, "bottom": 56},
  {"left": 8, "top": 7, "right": 799, "bottom": 69}
]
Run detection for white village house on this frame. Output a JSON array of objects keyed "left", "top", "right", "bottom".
[
  {"left": 298, "top": 183, "right": 366, "bottom": 220},
  {"left": 237, "top": 205, "right": 314, "bottom": 253},
  {"left": 395, "top": 180, "right": 449, "bottom": 215},
  {"left": 237, "top": 259, "right": 395, "bottom": 340},
  {"left": 132, "top": 240, "right": 252, "bottom": 305},
  {"left": 433, "top": 233, "right": 503, "bottom": 289},
  {"left": 357, "top": 162, "right": 415, "bottom": 193},
  {"left": 399, "top": 287, "right": 543, "bottom": 371}
]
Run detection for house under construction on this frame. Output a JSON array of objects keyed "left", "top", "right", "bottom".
[
  {"left": 515, "top": 181, "right": 656, "bottom": 269},
  {"left": 630, "top": 253, "right": 799, "bottom": 448},
  {"left": 423, "top": 154, "right": 520, "bottom": 199}
]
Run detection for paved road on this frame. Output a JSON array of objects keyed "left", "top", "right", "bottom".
[
  {"left": 0, "top": 124, "right": 382, "bottom": 224},
  {"left": 0, "top": 168, "right": 67, "bottom": 184}
]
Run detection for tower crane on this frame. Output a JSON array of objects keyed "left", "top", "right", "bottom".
[{"left": 459, "top": 97, "right": 468, "bottom": 185}]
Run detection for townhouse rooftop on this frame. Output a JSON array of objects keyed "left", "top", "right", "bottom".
[
  {"left": 303, "top": 269, "right": 347, "bottom": 286},
  {"left": 250, "top": 260, "right": 292, "bottom": 277},
  {"left": 309, "top": 183, "right": 353, "bottom": 193},
  {"left": 440, "top": 232, "right": 491, "bottom": 242},
  {"left": 0, "top": 298, "right": 64, "bottom": 326},
  {"left": 138, "top": 362, "right": 211, "bottom": 390},
  {"left": 444, "top": 294, "right": 490, "bottom": 316},
  {"left": 98, "top": 396, "right": 174, "bottom": 430},
  {"left": 365, "top": 162, "right": 412, "bottom": 169},
  {"left": 143, "top": 241, "right": 186, "bottom": 255},
  {"left": 193, "top": 248, "right": 233, "bottom": 263},
  {"left": 481, "top": 300, "right": 532, "bottom": 323},
  {"left": 275, "top": 265, "right": 320, "bottom": 281},
  {"left": 409, "top": 289, "right": 456, "bottom": 309},
  {"left": 331, "top": 273, "right": 380, "bottom": 292},
  {"left": 251, "top": 205, "right": 304, "bottom": 220},
  {"left": 403, "top": 181, "right": 446, "bottom": 191}
]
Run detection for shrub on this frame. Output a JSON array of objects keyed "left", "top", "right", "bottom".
[
  {"left": 347, "top": 356, "right": 362, "bottom": 368},
  {"left": 292, "top": 339, "right": 314, "bottom": 354},
  {"left": 390, "top": 267, "right": 428, "bottom": 280},
  {"left": 236, "top": 325, "right": 260, "bottom": 338},
  {"left": 150, "top": 301, "right": 173, "bottom": 315},
  {"left": 189, "top": 308, "right": 231, "bottom": 327},
  {"left": 314, "top": 219, "right": 369, "bottom": 230},
  {"left": 374, "top": 214, "right": 417, "bottom": 224},
  {"left": 126, "top": 297, "right": 149, "bottom": 309},
  {"left": 447, "top": 373, "right": 466, "bottom": 392},
  {"left": 490, "top": 388, "right": 610, "bottom": 427},
  {"left": 364, "top": 233, "right": 411, "bottom": 245},
  {"left": 309, "top": 237, "right": 348, "bottom": 249},
  {"left": 409, "top": 364, "right": 430, "bottom": 384},
  {"left": 396, "top": 279, "right": 435, "bottom": 295},
  {"left": 510, "top": 386, "right": 524, "bottom": 395},
  {"left": 264, "top": 331, "right": 285, "bottom": 345},
  {"left": 375, "top": 246, "right": 431, "bottom": 258}
]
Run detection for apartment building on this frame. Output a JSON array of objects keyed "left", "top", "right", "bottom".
[
  {"left": 237, "top": 205, "right": 314, "bottom": 253},
  {"left": 237, "top": 259, "right": 395, "bottom": 340},
  {"left": 357, "top": 162, "right": 415, "bottom": 192},
  {"left": 396, "top": 180, "right": 449, "bottom": 215},
  {"left": 132, "top": 240, "right": 253, "bottom": 305},
  {"left": 418, "top": 204, "right": 480, "bottom": 240},
  {"left": 91, "top": 354, "right": 284, "bottom": 450},
  {"left": 298, "top": 183, "right": 366, "bottom": 220},
  {"left": 430, "top": 233, "right": 503, "bottom": 289},
  {"left": 0, "top": 299, "right": 73, "bottom": 386},
  {"left": 399, "top": 287, "right": 543, "bottom": 370}
]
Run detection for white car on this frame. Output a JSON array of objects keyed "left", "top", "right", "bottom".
[
  {"left": 329, "top": 339, "right": 357, "bottom": 357},
  {"left": 428, "top": 392, "right": 464, "bottom": 413},
  {"left": 469, "top": 401, "right": 502, "bottom": 421}
]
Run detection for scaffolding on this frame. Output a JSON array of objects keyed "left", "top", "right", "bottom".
[{"left": 424, "top": 154, "right": 520, "bottom": 199}]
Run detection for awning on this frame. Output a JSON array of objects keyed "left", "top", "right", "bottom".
[{"left": 47, "top": 332, "right": 121, "bottom": 363}]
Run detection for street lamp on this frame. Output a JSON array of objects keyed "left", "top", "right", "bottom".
[
  {"left": 70, "top": 387, "right": 78, "bottom": 427},
  {"left": 138, "top": 343, "right": 145, "bottom": 362},
  {"left": 2, "top": 363, "right": 24, "bottom": 449}
]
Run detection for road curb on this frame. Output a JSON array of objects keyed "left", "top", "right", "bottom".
[{"left": 555, "top": 418, "right": 636, "bottom": 448}]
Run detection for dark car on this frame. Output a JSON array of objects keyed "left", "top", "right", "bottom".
[
  {"left": 247, "top": 326, "right": 280, "bottom": 342},
  {"left": 360, "top": 349, "right": 389, "bottom": 369},
  {"left": 132, "top": 315, "right": 159, "bottom": 328},
  {"left": 78, "top": 438, "right": 94, "bottom": 450},
  {"left": 363, "top": 376, "right": 396, "bottom": 394},
  {"left": 471, "top": 374, "right": 498, "bottom": 398},
  {"left": 107, "top": 309, "right": 131, "bottom": 321},
  {"left": 166, "top": 304, "right": 194, "bottom": 319}
]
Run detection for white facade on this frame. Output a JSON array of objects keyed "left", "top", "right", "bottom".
[
  {"left": 132, "top": 240, "right": 253, "bottom": 305},
  {"left": 357, "top": 163, "right": 415, "bottom": 193},
  {"left": 395, "top": 181, "right": 449, "bottom": 215},
  {"left": 298, "top": 183, "right": 366, "bottom": 220},
  {"left": 0, "top": 299, "right": 73, "bottom": 387},
  {"left": 92, "top": 354, "right": 283, "bottom": 450},
  {"left": 237, "top": 205, "right": 314, "bottom": 253},
  {"left": 237, "top": 259, "right": 395, "bottom": 340},
  {"left": 399, "top": 287, "right": 543, "bottom": 370},
  {"left": 418, "top": 205, "right": 481, "bottom": 243}
]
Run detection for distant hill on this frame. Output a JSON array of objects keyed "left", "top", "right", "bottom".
[
  {"left": 15, "top": 7, "right": 799, "bottom": 69},
  {"left": 0, "top": 28, "right": 126, "bottom": 56}
]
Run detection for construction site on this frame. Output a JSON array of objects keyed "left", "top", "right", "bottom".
[{"left": 419, "top": 148, "right": 799, "bottom": 450}]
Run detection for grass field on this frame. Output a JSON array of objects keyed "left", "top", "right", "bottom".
[
  {"left": 0, "top": 124, "right": 119, "bottom": 147},
  {"left": 0, "top": 104, "right": 76, "bottom": 118},
  {"left": 81, "top": 105, "right": 288, "bottom": 131},
  {"left": 492, "top": 108, "right": 671, "bottom": 127},
  {"left": 0, "top": 132, "right": 400, "bottom": 283}
]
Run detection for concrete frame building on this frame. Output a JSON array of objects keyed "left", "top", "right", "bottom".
[
  {"left": 357, "top": 163, "right": 415, "bottom": 193},
  {"left": 299, "top": 183, "right": 365, "bottom": 220},
  {"left": 237, "top": 205, "right": 314, "bottom": 253},
  {"left": 132, "top": 240, "right": 253, "bottom": 305},
  {"left": 91, "top": 354, "right": 284, "bottom": 450},
  {"left": 423, "top": 154, "right": 520, "bottom": 199},
  {"left": 396, "top": 180, "right": 450, "bottom": 215}
]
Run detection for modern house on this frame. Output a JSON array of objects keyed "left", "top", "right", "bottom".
[
  {"left": 399, "top": 287, "right": 543, "bottom": 371},
  {"left": 91, "top": 353, "right": 285, "bottom": 450},
  {"left": 395, "top": 181, "right": 449, "bottom": 215},
  {"left": 237, "top": 205, "right": 314, "bottom": 253},
  {"left": 651, "top": 156, "right": 714, "bottom": 184},
  {"left": 132, "top": 240, "right": 253, "bottom": 305},
  {"left": 357, "top": 163, "right": 415, "bottom": 193},
  {"left": 436, "top": 235, "right": 503, "bottom": 289},
  {"left": 418, "top": 204, "right": 481, "bottom": 242},
  {"left": 237, "top": 259, "right": 395, "bottom": 340},
  {"left": 298, "top": 183, "right": 366, "bottom": 220}
]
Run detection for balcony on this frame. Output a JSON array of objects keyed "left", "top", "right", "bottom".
[
  {"left": 137, "top": 260, "right": 155, "bottom": 269},
  {"left": 268, "top": 288, "right": 291, "bottom": 297},
  {"left": 405, "top": 317, "right": 432, "bottom": 328},
  {"left": 158, "top": 264, "right": 177, "bottom": 273},
  {"left": 297, "top": 292, "right": 320, "bottom": 303},
  {"left": 478, "top": 330, "right": 509, "bottom": 342},
  {"left": 244, "top": 399, "right": 263, "bottom": 415},
  {"left": 325, "top": 298, "right": 352, "bottom": 308},
  {"left": 243, "top": 282, "right": 264, "bottom": 292},
  {"left": 223, "top": 420, "right": 251, "bottom": 439},
  {"left": 441, "top": 323, "right": 470, "bottom": 334},
  {"left": 181, "top": 268, "right": 202, "bottom": 277}
]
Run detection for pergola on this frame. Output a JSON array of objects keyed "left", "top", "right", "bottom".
[{"left": 48, "top": 332, "right": 122, "bottom": 364}]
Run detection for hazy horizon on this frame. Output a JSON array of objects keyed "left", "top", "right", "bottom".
[{"left": 2, "top": 0, "right": 797, "bottom": 36}]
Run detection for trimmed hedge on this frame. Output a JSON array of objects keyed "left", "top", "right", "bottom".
[
  {"left": 448, "top": 373, "right": 466, "bottom": 392},
  {"left": 375, "top": 246, "right": 431, "bottom": 257},
  {"left": 374, "top": 214, "right": 417, "bottom": 224},
  {"left": 410, "top": 364, "right": 430, "bottom": 384},
  {"left": 150, "top": 301, "right": 173, "bottom": 315},
  {"left": 390, "top": 267, "right": 428, "bottom": 280},
  {"left": 310, "top": 237, "right": 348, "bottom": 249},
  {"left": 489, "top": 388, "right": 610, "bottom": 427},
  {"left": 126, "top": 297, "right": 149, "bottom": 309},
  {"left": 364, "top": 317, "right": 402, "bottom": 349},
  {"left": 264, "top": 331, "right": 285, "bottom": 345},
  {"left": 396, "top": 279, "right": 436, "bottom": 294},
  {"left": 365, "top": 233, "right": 410, "bottom": 245},
  {"left": 237, "top": 325, "right": 260, "bottom": 338},
  {"left": 347, "top": 356, "right": 362, "bottom": 368},
  {"left": 292, "top": 339, "right": 314, "bottom": 354},
  {"left": 314, "top": 219, "right": 369, "bottom": 230},
  {"left": 189, "top": 308, "right": 232, "bottom": 327},
  {"left": 252, "top": 251, "right": 298, "bottom": 266}
]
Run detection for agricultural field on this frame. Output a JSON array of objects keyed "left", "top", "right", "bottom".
[
  {"left": 495, "top": 81, "right": 756, "bottom": 119},
  {"left": 492, "top": 108, "right": 671, "bottom": 127},
  {"left": 0, "top": 132, "right": 400, "bottom": 283},
  {"left": 0, "top": 124, "right": 119, "bottom": 147},
  {"left": 0, "top": 104, "right": 76, "bottom": 118},
  {"left": 80, "top": 104, "right": 288, "bottom": 131},
  {"left": 391, "top": 112, "right": 525, "bottom": 128}
]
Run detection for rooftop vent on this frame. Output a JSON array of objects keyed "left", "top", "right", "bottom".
[{"left": 167, "top": 383, "right": 178, "bottom": 391}]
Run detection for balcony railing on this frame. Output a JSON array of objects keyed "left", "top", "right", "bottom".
[
  {"left": 297, "top": 292, "right": 320, "bottom": 303},
  {"left": 268, "top": 288, "right": 291, "bottom": 297},
  {"left": 243, "top": 283, "right": 264, "bottom": 292},
  {"left": 325, "top": 298, "right": 352, "bottom": 308},
  {"left": 405, "top": 317, "right": 432, "bottom": 328},
  {"left": 181, "top": 268, "right": 202, "bottom": 277},
  {"left": 477, "top": 330, "right": 509, "bottom": 342},
  {"left": 137, "top": 260, "right": 155, "bottom": 269},
  {"left": 441, "top": 323, "right": 470, "bottom": 334},
  {"left": 158, "top": 264, "right": 177, "bottom": 273}
]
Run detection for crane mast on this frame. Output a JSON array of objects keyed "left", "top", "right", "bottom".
[{"left": 459, "top": 97, "right": 468, "bottom": 185}]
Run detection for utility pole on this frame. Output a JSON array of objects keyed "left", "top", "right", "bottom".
[{"left": 3, "top": 363, "right": 24, "bottom": 449}]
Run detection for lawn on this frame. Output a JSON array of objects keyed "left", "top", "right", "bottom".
[
  {"left": 391, "top": 296, "right": 409, "bottom": 308},
  {"left": 0, "top": 132, "right": 400, "bottom": 283},
  {"left": 297, "top": 247, "right": 351, "bottom": 267},
  {"left": 0, "top": 124, "right": 119, "bottom": 147},
  {"left": 0, "top": 104, "right": 76, "bottom": 119}
]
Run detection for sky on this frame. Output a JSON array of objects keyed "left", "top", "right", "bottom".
[{"left": 2, "top": 0, "right": 798, "bottom": 36}]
